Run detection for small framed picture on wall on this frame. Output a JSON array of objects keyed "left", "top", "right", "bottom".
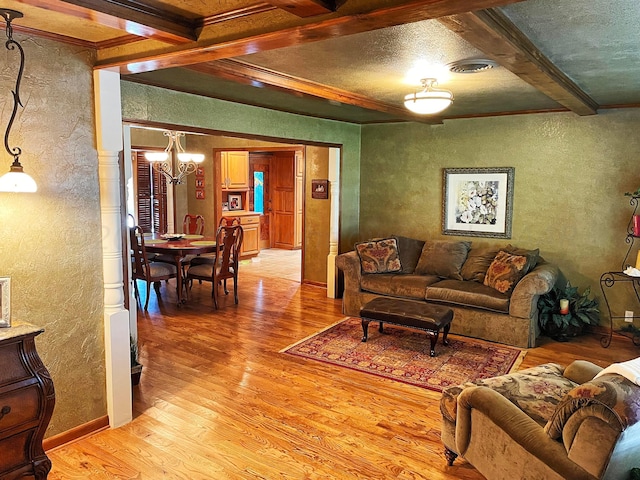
[
  {"left": 196, "top": 166, "right": 205, "bottom": 177},
  {"left": 195, "top": 189, "right": 205, "bottom": 200},
  {"left": 195, "top": 178, "right": 204, "bottom": 188}
]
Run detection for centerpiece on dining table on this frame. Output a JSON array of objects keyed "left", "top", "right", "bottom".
[{"left": 160, "top": 233, "right": 185, "bottom": 241}]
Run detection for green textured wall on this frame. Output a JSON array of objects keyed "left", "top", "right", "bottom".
[
  {"left": 360, "top": 109, "right": 640, "bottom": 328},
  {"left": 121, "top": 82, "right": 362, "bottom": 250},
  {"left": 304, "top": 146, "right": 331, "bottom": 284},
  {"left": 0, "top": 36, "right": 105, "bottom": 435}
]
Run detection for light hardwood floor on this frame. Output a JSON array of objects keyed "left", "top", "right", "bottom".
[{"left": 47, "top": 265, "right": 639, "bottom": 479}]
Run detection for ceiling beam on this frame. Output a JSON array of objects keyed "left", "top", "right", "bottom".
[
  {"left": 439, "top": 8, "right": 598, "bottom": 115},
  {"left": 264, "top": 0, "right": 337, "bottom": 17},
  {"left": 95, "top": 0, "right": 526, "bottom": 73},
  {"left": 185, "top": 60, "right": 443, "bottom": 124},
  {"left": 18, "top": 0, "right": 198, "bottom": 44}
]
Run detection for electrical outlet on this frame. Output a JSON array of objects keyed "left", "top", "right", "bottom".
[{"left": 625, "top": 311, "right": 634, "bottom": 322}]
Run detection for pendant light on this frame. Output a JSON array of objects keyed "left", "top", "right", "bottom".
[{"left": 0, "top": 9, "right": 37, "bottom": 193}]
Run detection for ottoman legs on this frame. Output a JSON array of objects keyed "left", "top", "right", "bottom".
[
  {"left": 361, "top": 318, "right": 450, "bottom": 357},
  {"left": 361, "top": 318, "right": 370, "bottom": 342}
]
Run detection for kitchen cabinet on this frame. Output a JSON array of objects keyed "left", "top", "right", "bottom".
[
  {"left": 239, "top": 214, "right": 260, "bottom": 258},
  {"left": 221, "top": 151, "right": 249, "bottom": 190}
]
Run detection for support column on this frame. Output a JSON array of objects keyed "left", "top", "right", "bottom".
[
  {"left": 94, "top": 69, "right": 132, "bottom": 427},
  {"left": 327, "top": 148, "right": 340, "bottom": 298}
]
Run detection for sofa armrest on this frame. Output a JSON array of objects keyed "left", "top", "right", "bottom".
[
  {"left": 509, "top": 262, "right": 559, "bottom": 319},
  {"left": 563, "top": 360, "right": 602, "bottom": 384},
  {"left": 456, "top": 386, "right": 596, "bottom": 480},
  {"left": 336, "top": 251, "right": 362, "bottom": 294}
]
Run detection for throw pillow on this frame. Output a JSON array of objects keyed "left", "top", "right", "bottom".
[
  {"left": 483, "top": 250, "right": 530, "bottom": 295},
  {"left": 460, "top": 246, "right": 502, "bottom": 282},
  {"left": 504, "top": 244, "right": 540, "bottom": 274},
  {"left": 395, "top": 236, "right": 426, "bottom": 274},
  {"left": 355, "top": 237, "right": 402, "bottom": 274},
  {"left": 414, "top": 240, "right": 471, "bottom": 280}
]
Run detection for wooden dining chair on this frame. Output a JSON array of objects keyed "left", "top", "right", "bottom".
[
  {"left": 187, "top": 222, "right": 243, "bottom": 309},
  {"left": 183, "top": 214, "right": 205, "bottom": 235},
  {"left": 130, "top": 225, "right": 178, "bottom": 311}
]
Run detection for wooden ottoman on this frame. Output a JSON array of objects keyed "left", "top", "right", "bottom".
[{"left": 360, "top": 297, "right": 454, "bottom": 357}]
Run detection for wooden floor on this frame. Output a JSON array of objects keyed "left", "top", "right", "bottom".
[{"left": 47, "top": 264, "right": 640, "bottom": 479}]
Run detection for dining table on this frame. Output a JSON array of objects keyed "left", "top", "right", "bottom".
[{"left": 143, "top": 233, "right": 218, "bottom": 305}]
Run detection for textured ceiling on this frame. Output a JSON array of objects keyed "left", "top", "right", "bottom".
[{"left": 3, "top": 0, "right": 639, "bottom": 123}]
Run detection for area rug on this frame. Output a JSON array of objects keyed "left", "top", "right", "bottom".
[{"left": 281, "top": 317, "right": 526, "bottom": 392}]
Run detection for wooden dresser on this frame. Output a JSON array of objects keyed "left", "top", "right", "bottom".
[{"left": 0, "top": 323, "right": 55, "bottom": 479}]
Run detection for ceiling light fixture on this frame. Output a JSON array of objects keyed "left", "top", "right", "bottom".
[
  {"left": 404, "top": 78, "right": 454, "bottom": 115},
  {"left": 0, "top": 9, "right": 37, "bottom": 193},
  {"left": 144, "top": 130, "right": 205, "bottom": 185}
]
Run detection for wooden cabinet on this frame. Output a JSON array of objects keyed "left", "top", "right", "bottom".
[
  {"left": 239, "top": 214, "right": 260, "bottom": 258},
  {"left": 221, "top": 151, "right": 249, "bottom": 190},
  {"left": 0, "top": 323, "right": 55, "bottom": 480}
]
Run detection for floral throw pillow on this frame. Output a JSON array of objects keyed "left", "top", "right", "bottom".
[
  {"left": 483, "top": 250, "right": 530, "bottom": 295},
  {"left": 355, "top": 238, "right": 402, "bottom": 274}
]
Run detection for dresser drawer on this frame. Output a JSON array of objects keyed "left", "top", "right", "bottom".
[
  {"left": 0, "top": 342, "right": 31, "bottom": 387},
  {"left": 0, "top": 429, "right": 30, "bottom": 473},
  {"left": 240, "top": 215, "right": 260, "bottom": 225},
  {"left": 0, "top": 384, "right": 41, "bottom": 433}
]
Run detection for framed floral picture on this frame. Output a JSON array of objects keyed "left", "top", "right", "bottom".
[
  {"left": 0, "top": 277, "right": 10, "bottom": 327},
  {"left": 442, "top": 167, "right": 514, "bottom": 238}
]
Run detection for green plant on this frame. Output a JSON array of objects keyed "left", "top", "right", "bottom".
[
  {"left": 630, "top": 467, "right": 640, "bottom": 480},
  {"left": 130, "top": 336, "right": 141, "bottom": 368},
  {"left": 538, "top": 281, "right": 600, "bottom": 339}
]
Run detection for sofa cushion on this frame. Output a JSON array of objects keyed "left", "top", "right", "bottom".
[
  {"left": 361, "top": 274, "right": 440, "bottom": 300},
  {"left": 461, "top": 246, "right": 502, "bottom": 282},
  {"left": 484, "top": 250, "right": 533, "bottom": 295},
  {"left": 505, "top": 245, "right": 540, "bottom": 273},
  {"left": 355, "top": 237, "right": 402, "bottom": 274},
  {"left": 414, "top": 240, "right": 471, "bottom": 280},
  {"left": 395, "top": 236, "right": 426, "bottom": 274},
  {"left": 426, "top": 279, "right": 510, "bottom": 313},
  {"left": 441, "top": 363, "right": 576, "bottom": 427},
  {"left": 544, "top": 373, "right": 640, "bottom": 439}
]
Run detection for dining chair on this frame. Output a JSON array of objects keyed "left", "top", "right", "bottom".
[
  {"left": 130, "top": 225, "right": 178, "bottom": 311},
  {"left": 183, "top": 214, "right": 205, "bottom": 235},
  {"left": 187, "top": 222, "right": 243, "bottom": 309}
]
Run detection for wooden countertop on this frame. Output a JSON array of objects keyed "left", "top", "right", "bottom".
[{"left": 222, "top": 211, "right": 260, "bottom": 217}]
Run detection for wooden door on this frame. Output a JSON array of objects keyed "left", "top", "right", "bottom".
[
  {"left": 272, "top": 151, "right": 295, "bottom": 249},
  {"left": 250, "top": 153, "right": 272, "bottom": 250},
  {"left": 135, "top": 151, "right": 167, "bottom": 233}
]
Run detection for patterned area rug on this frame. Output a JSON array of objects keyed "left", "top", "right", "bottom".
[{"left": 282, "top": 317, "right": 525, "bottom": 392}]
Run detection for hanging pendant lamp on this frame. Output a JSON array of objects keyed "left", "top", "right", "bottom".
[{"left": 0, "top": 9, "right": 37, "bottom": 193}]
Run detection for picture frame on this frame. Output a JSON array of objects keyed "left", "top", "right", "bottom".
[
  {"left": 228, "top": 194, "right": 243, "bottom": 211},
  {"left": 195, "top": 189, "right": 205, "bottom": 200},
  {"left": 0, "top": 277, "right": 10, "bottom": 328},
  {"left": 311, "top": 179, "right": 329, "bottom": 199},
  {"left": 195, "top": 178, "right": 204, "bottom": 188},
  {"left": 222, "top": 201, "right": 229, "bottom": 211},
  {"left": 442, "top": 167, "right": 515, "bottom": 239},
  {"left": 196, "top": 167, "right": 205, "bottom": 178}
]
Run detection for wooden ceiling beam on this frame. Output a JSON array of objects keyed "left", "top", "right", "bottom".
[
  {"left": 95, "top": 0, "right": 526, "bottom": 73},
  {"left": 18, "top": 0, "right": 198, "bottom": 44},
  {"left": 185, "top": 60, "right": 443, "bottom": 124},
  {"left": 264, "top": 0, "right": 337, "bottom": 18},
  {"left": 439, "top": 8, "right": 598, "bottom": 115}
]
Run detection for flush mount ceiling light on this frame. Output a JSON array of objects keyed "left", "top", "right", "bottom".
[
  {"left": 0, "top": 9, "right": 37, "bottom": 193},
  {"left": 404, "top": 78, "right": 454, "bottom": 115},
  {"left": 144, "top": 130, "right": 205, "bottom": 185}
]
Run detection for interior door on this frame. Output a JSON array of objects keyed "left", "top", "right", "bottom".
[
  {"left": 249, "top": 153, "right": 272, "bottom": 250},
  {"left": 272, "top": 151, "right": 296, "bottom": 249}
]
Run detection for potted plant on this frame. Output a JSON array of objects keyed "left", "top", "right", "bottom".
[
  {"left": 130, "top": 336, "right": 143, "bottom": 386},
  {"left": 538, "top": 281, "right": 600, "bottom": 341}
]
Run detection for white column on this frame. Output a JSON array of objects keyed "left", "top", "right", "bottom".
[
  {"left": 94, "top": 68, "right": 132, "bottom": 427},
  {"left": 327, "top": 148, "right": 340, "bottom": 298}
]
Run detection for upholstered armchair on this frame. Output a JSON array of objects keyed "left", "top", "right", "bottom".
[{"left": 440, "top": 360, "right": 640, "bottom": 480}]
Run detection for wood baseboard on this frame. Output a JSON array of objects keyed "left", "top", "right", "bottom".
[
  {"left": 44, "top": 415, "right": 110, "bottom": 452},
  {"left": 303, "top": 280, "right": 327, "bottom": 288}
]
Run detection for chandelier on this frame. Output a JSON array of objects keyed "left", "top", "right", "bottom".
[
  {"left": 404, "top": 78, "right": 454, "bottom": 115},
  {"left": 144, "top": 130, "right": 204, "bottom": 185},
  {"left": 0, "top": 9, "right": 37, "bottom": 193}
]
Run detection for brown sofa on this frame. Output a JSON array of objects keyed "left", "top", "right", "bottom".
[
  {"left": 440, "top": 360, "right": 640, "bottom": 479},
  {"left": 335, "top": 236, "right": 558, "bottom": 348}
]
